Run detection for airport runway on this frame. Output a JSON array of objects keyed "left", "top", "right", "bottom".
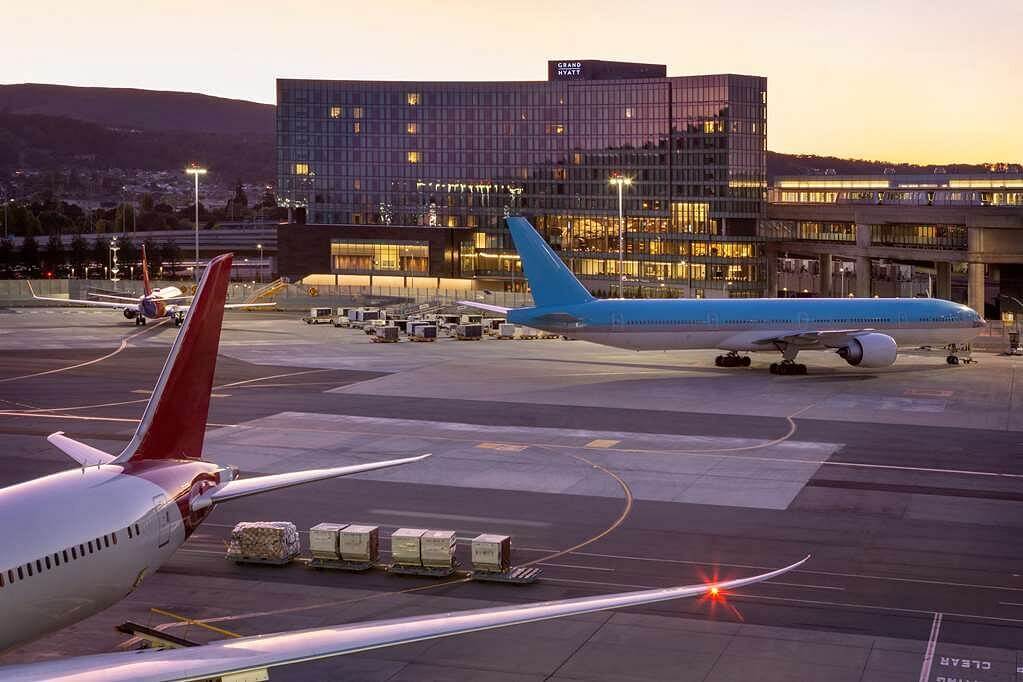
[{"left": 0, "top": 308, "right": 1021, "bottom": 680}]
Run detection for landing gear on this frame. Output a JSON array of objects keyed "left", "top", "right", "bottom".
[
  {"left": 715, "top": 352, "right": 751, "bottom": 368},
  {"left": 770, "top": 361, "right": 807, "bottom": 375},
  {"left": 945, "top": 343, "right": 974, "bottom": 366},
  {"left": 134, "top": 316, "right": 147, "bottom": 327}
]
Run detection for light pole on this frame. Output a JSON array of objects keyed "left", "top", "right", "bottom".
[
  {"left": 609, "top": 175, "right": 632, "bottom": 298},
  {"left": 257, "top": 243, "right": 263, "bottom": 284},
  {"left": 185, "top": 164, "right": 207, "bottom": 279}
]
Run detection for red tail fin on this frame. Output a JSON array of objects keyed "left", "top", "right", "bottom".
[
  {"left": 114, "top": 254, "right": 232, "bottom": 462},
  {"left": 141, "top": 244, "right": 152, "bottom": 296}
]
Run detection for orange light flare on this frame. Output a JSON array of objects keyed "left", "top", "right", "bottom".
[{"left": 696, "top": 569, "right": 745, "bottom": 622}]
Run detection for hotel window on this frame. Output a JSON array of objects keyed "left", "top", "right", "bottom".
[
  {"left": 407, "top": 151, "right": 420, "bottom": 164},
  {"left": 406, "top": 93, "right": 420, "bottom": 106},
  {"left": 353, "top": 122, "right": 361, "bottom": 134},
  {"left": 624, "top": 107, "right": 634, "bottom": 119},
  {"left": 329, "top": 106, "right": 343, "bottom": 119},
  {"left": 406, "top": 122, "right": 417, "bottom": 135},
  {"left": 294, "top": 163, "right": 309, "bottom": 175},
  {"left": 352, "top": 107, "right": 363, "bottom": 119}
]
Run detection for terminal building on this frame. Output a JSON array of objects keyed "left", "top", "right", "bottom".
[
  {"left": 765, "top": 173, "right": 1023, "bottom": 316},
  {"left": 275, "top": 60, "right": 1023, "bottom": 316},
  {"left": 276, "top": 60, "right": 769, "bottom": 298}
]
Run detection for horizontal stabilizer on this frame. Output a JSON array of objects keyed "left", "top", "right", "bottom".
[
  {"left": 191, "top": 454, "right": 431, "bottom": 510},
  {"left": 47, "top": 432, "right": 115, "bottom": 467},
  {"left": 457, "top": 300, "right": 511, "bottom": 314}
]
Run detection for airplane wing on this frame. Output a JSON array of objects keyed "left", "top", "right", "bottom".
[
  {"left": 27, "top": 282, "right": 137, "bottom": 310},
  {"left": 458, "top": 300, "right": 512, "bottom": 314},
  {"left": 88, "top": 293, "right": 144, "bottom": 303},
  {"left": 190, "top": 454, "right": 431, "bottom": 510},
  {"left": 749, "top": 329, "right": 878, "bottom": 350},
  {"left": 166, "top": 302, "right": 276, "bottom": 314},
  {"left": 0, "top": 555, "right": 809, "bottom": 682}
]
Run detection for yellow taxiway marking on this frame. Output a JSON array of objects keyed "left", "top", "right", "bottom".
[
  {"left": 150, "top": 607, "right": 243, "bottom": 639},
  {"left": 476, "top": 442, "right": 528, "bottom": 452},
  {"left": 585, "top": 439, "right": 620, "bottom": 448}
]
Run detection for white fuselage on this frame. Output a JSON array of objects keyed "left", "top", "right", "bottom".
[{"left": 0, "top": 466, "right": 192, "bottom": 651}]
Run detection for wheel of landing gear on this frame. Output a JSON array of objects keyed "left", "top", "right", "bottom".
[
  {"left": 795, "top": 363, "right": 807, "bottom": 375},
  {"left": 141, "top": 317, "right": 147, "bottom": 326},
  {"left": 769, "top": 363, "right": 779, "bottom": 374},
  {"left": 742, "top": 356, "right": 751, "bottom": 367},
  {"left": 947, "top": 355, "right": 959, "bottom": 365},
  {"left": 714, "top": 356, "right": 723, "bottom": 367}
]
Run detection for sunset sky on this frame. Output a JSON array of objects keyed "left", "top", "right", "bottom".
[{"left": 3, "top": 0, "right": 1020, "bottom": 164}]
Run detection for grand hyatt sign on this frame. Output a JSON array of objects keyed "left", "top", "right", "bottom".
[{"left": 554, "top": 61, "right": 583, "bottom": 78}]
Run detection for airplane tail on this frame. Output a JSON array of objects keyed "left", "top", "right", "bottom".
[
  {"left": 506, "top": 217, "right": 594, "bottom": 308},
  {"left": 112, "top": 253, "right": 232, "bottom": 463},
  {"left": 141, "top": 244, "right": 152, "bottom": 296}
]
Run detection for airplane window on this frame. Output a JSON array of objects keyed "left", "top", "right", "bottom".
[
  {"left": 104, "top": 536, "right": 110, "bottom": 549},
  {"left": 79, "top": 544, "right": 85, "bottom": 556},
  {"left": 0, "top": 572, "right": 4, "bottom": 587},
  {"left": 135, "top": 524, "right": 140, "bottom": 535},
  {"left": 17, "top": 567, "right": 24, "bottom": 580},
  {"left": 54, "top": 553, "right": 60, "bottom": 567},
  {"left": 45, "top": 556, "right": 51, "bottom": 570},
  {"left": 6, "top": 570, "right": 12, "bottom": 584},
  {"left": 112, "top": 532, "right": 117, "bottom": 545},
  {"left": 128, "top": 526, "right": 133, "bottom": 539},
  {"left": 87, "top": 541, "right": 93, "bottom": 554},
  {"left": 35, "top": 560, "right": 42, "bottom": 572},
  {"left": 26, "top": 564, "right": 32, "bottom": 577},
  {"left": 71, "top": 547, "right": 77, "bottom": 560}
]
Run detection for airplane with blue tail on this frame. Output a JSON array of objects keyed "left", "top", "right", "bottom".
[{"left": 462, "top": 217, "right": 985, "bottom": 374}]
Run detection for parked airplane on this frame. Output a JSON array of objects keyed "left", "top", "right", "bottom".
[
  {"left": 0, "top": 250, "right": 811, "bottom": 680},
  {"left": 28, "top": 246, "right": 274, "bottom": 327},
  {"left": 0, "top": 253, "right": 429, "bottom": 653},
  {"left": 463, "top": 217, "right": 986, "bottom": 374}
]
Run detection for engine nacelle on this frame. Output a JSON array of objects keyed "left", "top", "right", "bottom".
[
  {"left": 123, "top": 309, "right": 138, "bottom": 320},
  {"left": 837, "top": 333, "right": 897, "bottom": 368}
]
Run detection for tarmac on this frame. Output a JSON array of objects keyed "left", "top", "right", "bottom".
[{"left": 0, "top": 307, "right": 1021, "bottom": 681}]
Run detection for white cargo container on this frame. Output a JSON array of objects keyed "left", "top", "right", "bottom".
[
  {"left": 339, "top": 525, "right": 379, "bottom": 563},
  {"left": 471, "top": 534, "right": 511, "bottom": 573},
  {"left": 309, "top": 523, "right": 347, "bottom": 560},
  {"left": 498, "top": 323, "right": 517, "bottom": 339},
  {"left": 390, "top": 528, "right": 427, "bottom": 566},
  {"left": 420, "top": 530, "right": 457, "bottom": 568}
]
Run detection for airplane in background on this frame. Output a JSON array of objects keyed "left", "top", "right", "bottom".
[
  {"left": 29, "top": 246, "right": 274, "bottom": 327},
  {"left": 0, "top": 253, "right": 429, "bottom": 653},
  {"left": 0, "top": 250, "right": 811, "bottom": 680},
  {"left": 462, "top": 217, "right": 986, "bottom": 374}
]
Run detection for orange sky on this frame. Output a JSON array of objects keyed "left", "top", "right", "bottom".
[{"left": 3, "top": 0, "right": 1020, "bottom": 164}]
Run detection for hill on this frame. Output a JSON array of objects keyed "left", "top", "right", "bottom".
[{"left": 0, "top": 83, "right": 273, "bottom": 135}]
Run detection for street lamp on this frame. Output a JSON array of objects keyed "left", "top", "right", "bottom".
[
  {"left": 257, "top": 243, "right": 263, "bottom": 284},
  {"left": 185, "top": 164, "right": 207, "bottom": 279},
  {"left": 609, "top": 175, "right": 632, "bottom": 298}
]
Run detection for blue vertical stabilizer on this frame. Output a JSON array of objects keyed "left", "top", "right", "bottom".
[{"left": 506, "top": 217, "right": 595, "bottom": 307}]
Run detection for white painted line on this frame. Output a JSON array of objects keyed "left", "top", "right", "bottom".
[
  {"left": 999, "top": 601, "right": 1023, "bottom": 607},
  {"left": 918, "top": 612, "right": 943, "bottom": 682},
  {"left": 539, "top": 563, "right": 614, "bottom": 572},
  {"left": 368, "top": 509, "right": 551, "bottom": 528}
]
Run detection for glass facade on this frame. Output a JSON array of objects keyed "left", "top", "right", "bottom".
[
  {"left": 330, "top": 240, "right": 429, "bottom": 274},
  {"left": 277, "top": 65, "right": 768, "bottom": 296}
]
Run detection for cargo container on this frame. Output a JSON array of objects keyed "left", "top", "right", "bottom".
[
  {"left": 411, "top": 324, "right": 437, "bottom": 341},
  {"left": 498, "top": 323, "right": 517, "bottom": 339},
  {"left": 226, "top": 522, "right": 300, "bottom": 564},
  {"left": 309, "top": 523, "right": 347, "bottom": 560},
  {"left": 339, "top": 525, "right": 379, "bottom": 563},
  {"left": 470, "top": 534, "right": 511, "bottom": 573},
  {"left": 354, "top": 308, "right": 382, "bottom": 322},
  {"left": 390, "top": 528, "right": 427, "bottom": 567},
  {"left": 455, "top": 323, "right": 483, "bottom": 340},
  {"left": 371, "top": 325, "right": 400, "bottom": 342},
  {"left": 421, "top": 530, "right": 457, "bottom": 568},
  {"left": 303, "top": 308, "right": 334, "bottom": 325},
  {"left": 483, "top": 318, "right": 507, "bottom": 335}
]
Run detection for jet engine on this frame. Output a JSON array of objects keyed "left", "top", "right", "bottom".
[
  {"left": 837, "top": 333, "right": 897, "bottom": 368},
  {"left": 123, "top": 309, "right": 138, "bottom": 320}
]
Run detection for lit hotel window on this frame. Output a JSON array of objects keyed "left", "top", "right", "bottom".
[
  {"left": 407, "top": 122, "right": 417, "bottom": 135},
  {"left": 407, "top": 151, "right": 420, "bottom": 164},
  {"left": 353, "top": 122, "right": 361, "bottom": 134},
  {"left": 407, "top": 93, "right": 420, "bottom": 106},
  {"left": 294, "top": 163, "right": 309, "bottom": 175},
  {"left": 624, "top": 107, "right": 634, "bottom": 119},
  {"left": 352, "top": 107, "right": 363, "bottom": 119},
  {"left": 329, "top": 106, "right": 342, "bottom": 119},
  {"left": 547, "top": 123, "right": 565, "bottom": 135}
]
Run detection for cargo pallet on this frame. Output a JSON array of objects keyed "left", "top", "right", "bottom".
[
  {"left": 370, "top": 336, "right": 399, "bottom": 343},
  {"left": 409, "top": 336, "right": 435, "bottom": 342},
  {"left": 226, "top": 554, "right": 295, "bottom": 566},
  {"left": 455, "top": 336, "right": 483, "bottom": 341},
  {"left": 470, "top": 566, "right": 542, "bottom": 584},
  {"left": 302, "top": 318, "right": 332, "bottom": 325},
  {"left": 307, "top": 557, "right": 375, "bottom": 572},
  {"left": 388, "top": 563, "right": 464, "bottom": 578}
]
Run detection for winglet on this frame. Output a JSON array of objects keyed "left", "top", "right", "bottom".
[
  {"left": 506, "top": 217, "right": 594, "bottom": 307},
  {"left": 113, "top": 253, "right": 233, "bottom": 463}
]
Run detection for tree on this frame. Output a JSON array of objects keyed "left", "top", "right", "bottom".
[
  {"left": 69, "top": 234, "right": 90, "bottom": 273},
  {"left": 20, "top": 235, "right": 40, "bottom": 272},
  {"left": 140, "top": 193, "right": 155, "bottom": 213},
  {"left": 161, "top": 240, "right": 182, "bottom": 278},
  {"left": 0, "top": 238, "right": 13, "bottom": 270},
  {"left": 42, "top": 234, "right": 65, "bottom": 273},
  {"left": 38, "top": 210, "right": 73, "bottom": 235},
  {"left": 92, "top": 237, "right": 109, "bottom": 272},
  {"left": 115, "top": 203, "right": 136, "bottom": 233}
]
